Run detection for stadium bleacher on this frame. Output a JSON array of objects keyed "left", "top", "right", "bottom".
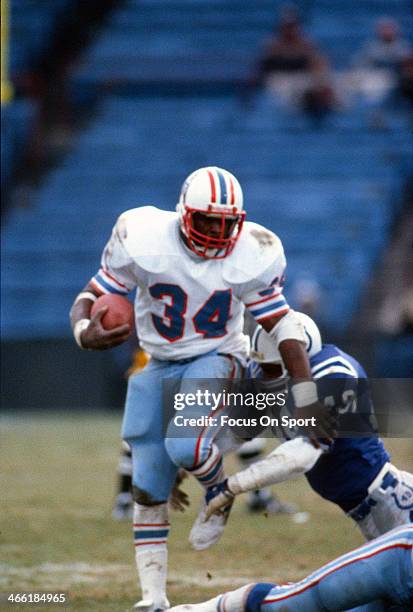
[
  {"left": 1, "top": 98, "right": 34, "bottom": 194},
  {"left": 2, "top": 0, "right": 78, "bottom": 202},
  {"left": 1, "top": 0, "right": 412, "bottom": 341},
  {"left": 9, "top": 0, "right": 73, "bottom": 77},
  {"left": 72, "top": 0, "right": 413, "bottom": 86}
]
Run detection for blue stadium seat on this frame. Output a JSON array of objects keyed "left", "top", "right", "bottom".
[
  {"left": 10, "top": 0, "right": 74, "bottom": 76},
  {"left": 1, "top": 99, "right": 35, "bottom": 191}
]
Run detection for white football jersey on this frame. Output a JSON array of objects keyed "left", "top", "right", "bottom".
[{"left": 90, "top": 206, "right": 289, "bottom": 362}]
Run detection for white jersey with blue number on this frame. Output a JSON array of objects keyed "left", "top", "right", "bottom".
[{"left": 90, "top": 206, "right": 289, "bottom": 362}]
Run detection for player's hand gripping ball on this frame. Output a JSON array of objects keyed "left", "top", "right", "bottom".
[{"left": 91, "top": 294, "right": 134, "bottom": 331}]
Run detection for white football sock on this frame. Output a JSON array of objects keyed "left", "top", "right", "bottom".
[
  {"left": 216, "top": 584, "right": 255, "bottom": 612},
  {"left": 133, "top": 502, "right": 170, "bottom": 608},
  {"left": 171, "top": 585, "right": 254, "bottom": 612}
]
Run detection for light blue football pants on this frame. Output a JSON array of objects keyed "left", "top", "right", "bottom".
[
  {"left": 122, "top": 350, "right": 240, "bottom": 502},
  {"left": 245, "top": 525, "right": 413, "bottom": 612}
]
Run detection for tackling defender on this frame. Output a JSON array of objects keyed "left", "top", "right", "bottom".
[
  {"left": 169, "top": 525, "right": 413, "bottom": 611},
  {"left": 205, "top": 313, "right": 413, "bottom": 541},
  {"left": 70, "top": 167, "right": 333, "bottom": 611}
]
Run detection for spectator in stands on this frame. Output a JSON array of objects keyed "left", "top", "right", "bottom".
[
  {"left": 257, "top": 10, "right": 323, "bottom": 76},
  {"left": 301, "top": 56, "right": 338, "bottom": 121},
  {"left": 257, "top": 8, "right": 322, "bottom": 83},
  {"left": 356, "top": 18, "right": 412, "bottom": 72},
  {"left": 247, "top": 5, "right": 337, "bottom": 119},
  {"left": 350, "top": 18, "right": 412, "bottom": 106}
]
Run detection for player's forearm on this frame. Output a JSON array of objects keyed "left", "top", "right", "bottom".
[
  {"left": 259, "top": 313, "right": 334, "bottom": 440},
  {"left": 69, "top": 284, "right": 101, "bottom": 348},
  {"left": 278, "top": 338, "right": 312, "bottom": 379},
  {"left": 70, "top": 283, "right": 131, "bottom": 350},
  {"left": 228, "top": 439, "right": 321, "bottom": 495},
  {"left": 69, "top": 284, "right": 99, "bottom": 329},
  {"left": 279, "top": 338, "right": 321, "bottom": 409}
]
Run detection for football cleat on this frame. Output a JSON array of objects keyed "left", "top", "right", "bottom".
[
  {"left": 176, "top": 167, "right": 245, "bottom": 259},
  {"left": 189, "top": 482, "right": 234, "bottom": 550}
]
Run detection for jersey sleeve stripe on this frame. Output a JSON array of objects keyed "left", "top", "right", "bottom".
[
  {"left": 89, "top": 278, "right": 105, "bottom": 295},
  {"left": 253, "top": 306, "right": 289, "bottom": 323},
  {"left": 91, "top": 271, "right": 129, "bottom": 295},
  {"left": 257, "top": 287, "right": 276, "bottom": 297},
  {"left": 312, "top": 357, "right": 358, "bottom": 378},
  {"left": 313, "top": 365, "right": 355, "bottom": 379},
  {"left": 102, "top": 267, "right": 129, "bottom": 289},
  {"left": 247, "top": 297, "right": 288, "bottom": 318},
  {"left": 245, "top": 292, "right": 281, "bottom": 307},
  {"left": 90, "top": 277, "right": 115, "bottom": 295}
]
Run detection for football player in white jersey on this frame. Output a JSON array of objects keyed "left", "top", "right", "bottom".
[{"left": 70, "top": 167, "right": 333, "bottom": 611}]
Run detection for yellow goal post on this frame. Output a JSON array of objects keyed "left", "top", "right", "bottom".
[{"left": 1, "top": 0, "right": 14, "bottom": 104}]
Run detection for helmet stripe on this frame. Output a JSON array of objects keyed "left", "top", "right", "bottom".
[
  {"left": 229, "top": 177, "right": 235, "bottom": 205},
  {"left": 215, "top": 168, "right": 228, "bottom": 204},
  {"left": 207, "top": 170, "right": 217, "bottom": 203}
]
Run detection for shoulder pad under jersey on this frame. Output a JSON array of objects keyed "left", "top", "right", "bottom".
[
  {"left": 117, "top": 206, "right": 180, "bottom": 273},
  {"left": 223, "top": 221, "right": 284, "bottom": 284}
]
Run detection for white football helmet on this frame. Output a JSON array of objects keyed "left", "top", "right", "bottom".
[
  {"left": 250, "top": 312, "right": 323, "bottom": 365},
  {"left": 176, "top": 166, "right": 245, "bottom": 259}
]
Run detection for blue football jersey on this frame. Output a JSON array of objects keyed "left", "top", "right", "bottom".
[{"left": 305, "top": 344, "right": 390, "bottom": 511}]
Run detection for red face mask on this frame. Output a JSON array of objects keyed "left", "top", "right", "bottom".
[{"left": 182, "top": 207, "right": 245, "bottom": 259}]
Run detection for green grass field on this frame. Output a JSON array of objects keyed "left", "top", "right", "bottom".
[{"left": 1, "top": 413, "right": 412, "bottom": 611}]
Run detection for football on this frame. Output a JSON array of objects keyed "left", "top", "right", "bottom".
[{"left": 91, "top": 294, "right": 134, "bottom": 330}]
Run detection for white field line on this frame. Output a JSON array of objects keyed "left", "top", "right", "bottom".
[{"left": 0, "top": 562, "right": 270, "bottom": 589}]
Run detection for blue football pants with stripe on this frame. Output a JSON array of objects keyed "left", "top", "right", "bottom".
[
  {"left": 122, "top": 350, "right": 238, "bottom": 501},
  {"left": 246, "top": 525, "right": 413, "bottom": 612}
]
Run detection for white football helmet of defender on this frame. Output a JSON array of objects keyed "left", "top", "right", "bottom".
[
  {"left": 176, "top": 166, "right": 245, "bottom": 259},
  {"left": 250, "top": 311, "right": 322, "bottom": 369}
]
